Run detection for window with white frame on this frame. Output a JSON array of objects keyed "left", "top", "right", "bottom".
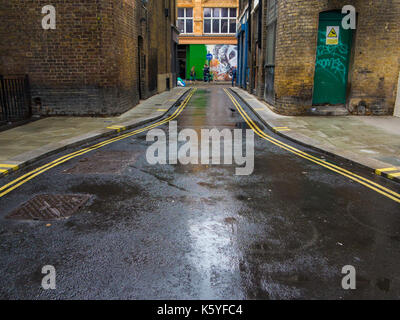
[
  {"left": 204, "top": 8, "right": 237, "bottom": 34},
  {"left": 177, "top": 8, "right": 193, "bottom": 34}
]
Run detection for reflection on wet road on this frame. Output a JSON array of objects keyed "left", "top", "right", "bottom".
[{"left": 0, "top": 86, "right": 399, "bottom": 299}]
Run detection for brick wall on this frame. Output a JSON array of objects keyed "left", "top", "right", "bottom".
[
  {"left": 348, "top": 0, "right": 400, "bottom": 115},
  {"left": 177, "top": 0, "right": 239, "bottom": 37},
  {"left": 100, "top": 0, "right": 145, "bottom": 115},
  {"left": 149, "top": 0, "right": 178, "bottom": 93},
  {"left": 273, "top": 0, "right": 400, "bottom": 115},
  {"left": 0, "top": 0, "right": 177, "bottom": 116}
]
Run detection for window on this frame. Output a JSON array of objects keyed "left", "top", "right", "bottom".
[
  {"left": 177, "top": 8, "right": 193, "bottom": 34},
  {"left": 265, "top": 0, "right": 277, "bottom": 66},
  {"left": 264, "top": 0, "right": 278, "bottom": 104},
  {"left": 204, "top": 8, "right": 237, "bottom": 34},
  {"left": 267, "top": 0, "right": 277, "bottom": 25}
]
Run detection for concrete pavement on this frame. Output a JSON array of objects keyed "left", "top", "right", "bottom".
[
  {"left": 231, "top": 87, "right": 400, "bottom": 183},
  {"left": 0, "top": 87, "right": 189, "bottom": 177}
]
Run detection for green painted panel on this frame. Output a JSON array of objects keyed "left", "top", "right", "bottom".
[
  {"left": 186, "top": 45, "right": 207, "bottom": 80},
  {"left": 313, "top": 11, "right": 353, "bottom": 105}
]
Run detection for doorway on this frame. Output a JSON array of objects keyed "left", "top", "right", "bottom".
[
  {"left": 312, "top": 11, "right": 353, "bottom": 105},
  {"left": 177, "top": 45, "right": 187, "bottom": 80},
  {"left": 138, "top": 36, "right": 145, "bottom": 100}
]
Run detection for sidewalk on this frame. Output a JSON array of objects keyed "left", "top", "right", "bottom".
[
  {"left": 231, "top": 87, "right": 400, "bottom": 182},
  {"left": 0, "top": 87, "right": 189, "bottom": 177}
]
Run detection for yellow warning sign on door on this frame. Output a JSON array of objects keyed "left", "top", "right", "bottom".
[
  {"left": 326, "top": 26, "right": 339, "bottom": 45},
  {"left": 328, "top": 28, "right": 338, "bottom": 38}
]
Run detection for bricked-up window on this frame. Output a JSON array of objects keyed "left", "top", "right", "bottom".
[
  {"left": 204, "top": 8, "right": 237, "bottom": 34},
  {"left": 265, "top": 0, "right": 278, "bottom": 104},
  {"left": 267, "top": 0, "right": 277, "bottom": 24},
  {"left": 178, "top": 8, "right": 193, "bottom": 34},
  {"left": 265, "top": 0, "right": 277, "bottom": 65}
]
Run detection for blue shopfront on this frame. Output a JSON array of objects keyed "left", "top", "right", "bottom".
[{"left": 236, "top": 11, "right": 249, "bottom": 88}]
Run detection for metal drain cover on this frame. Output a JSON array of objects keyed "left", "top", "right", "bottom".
[
  {"left": 64, "top": 151, "right": 135, "bottom": 174},
  {"left": 6, "top": 194, "right": 91, "bottom": 221}
]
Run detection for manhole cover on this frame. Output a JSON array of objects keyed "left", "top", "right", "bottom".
[
  {"left": 64, "top": 151, "right": 136, "bottom": 174},
  {"left": 6, "top": 194, "right": 91, "bottom": 221}
]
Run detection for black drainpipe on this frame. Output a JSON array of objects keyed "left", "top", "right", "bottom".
[
  {"left": 258, "top": 0, "right": 262, "bottom": 49},
  {"left": 247, "top": 0, "right": 252, "bottom": 91},
  {"left": 248, "top": 0, "right": 252, "bottom": 52}
]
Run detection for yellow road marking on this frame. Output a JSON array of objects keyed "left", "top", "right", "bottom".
[
  {"left": 273, "top": 127, "right": 291, "bottom": 132},
  {"left": 107, "top": 125, "right": 126, "bottom": 131},
  {"left": 223, "top": 88, "right": 400, "bottom": 204},
  {"left": 388, "top": 172, "right": 400, "bottom": 179},
  {"left": 0, "top": 169, "right": 7, "bottom": 173},
  {"left": 0, "top": 164, "right": 18, "bottom": 168},
  {"left": 227, "top": 88, "right": 397, "bottom": 190},
  {"left": 157, "top": 109, "right": 168, "bottom": 112},
  {"left": 376, "top": 167, "right": 398, "bottom": 175},
  {"left": 0, "top": 89, "right": 196, "bottom": 197},
  {"left": 0, "top": 89, "right": 197, "bottom": 198}
]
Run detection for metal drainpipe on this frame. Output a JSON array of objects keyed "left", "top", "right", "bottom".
[
  {"left": 247, "top": 0, "right": 252, "bottom": 92},
  {"left": 165, "top": 0, "right": 170, "bottom": 90},
  {"left": 258, "top": 0, "right": 262, "bottom": 49}
]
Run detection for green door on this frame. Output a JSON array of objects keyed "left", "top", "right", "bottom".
[{"left": 312, "top": 11, "right": 353, "bottom": 105}]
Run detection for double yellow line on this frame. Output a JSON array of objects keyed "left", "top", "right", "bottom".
[
  {"left": 0, "top": 89, "right": 197, "bottom": 199},
  {"left": 224, "top": 88, "right": 400, "bottom": 204}
]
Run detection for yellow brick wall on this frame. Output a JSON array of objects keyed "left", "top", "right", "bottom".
[
  {"left": 274, "top": 0, "right": 400, "bottom": 115},
  {"left": 177, "top": 0, "right": 238, "bottom": 44}
]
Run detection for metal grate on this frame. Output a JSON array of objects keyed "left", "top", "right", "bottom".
[
  {"left": 0, "top": 75, "right": 31, "bottom": 123},
  {"left": 6, "top": 194, "right": 91, "bottom": 221},
  {"left": 64, "top": 151, "right": 135, "bottom": 174}
]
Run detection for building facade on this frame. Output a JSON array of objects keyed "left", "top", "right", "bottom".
[
  {"left": 238, "top": 0, "right": 400, "bottom": 116},
  {"left": 0, "top": 0, "right": 179, "bottom": 116},
  {"left": 177, "top": 0, "right": 239, "bottom": 81}
]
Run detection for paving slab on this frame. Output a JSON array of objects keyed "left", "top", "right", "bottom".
[
  {"left": 0, "top": 87, "right": 189, "bottom": 177},
  {"left": 231, "top": 87, "right": 400, "bottom": 183}
]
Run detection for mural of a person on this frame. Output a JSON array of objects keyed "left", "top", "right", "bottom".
[{"left": 207, "top": 45, "right": 237, "bottom": 81}]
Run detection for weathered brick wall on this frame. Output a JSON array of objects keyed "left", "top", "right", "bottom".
[
  {"left": 107, "top": 0, "right": 145, "bottom": 113},
  {"left": 149, "top": 0, "right": 176, "bottom": 93},
  {"left": 349, "top": 0, "right": 400, "bottom": 115},
  {"left": 272, "top": 0, "right": 400, "bottom": 115},
  {"left": 1, "top": 0, "right": 101, "bottom": 115},
  {"left": 0, "top": 0, "right": 151, "bottom": 116}
]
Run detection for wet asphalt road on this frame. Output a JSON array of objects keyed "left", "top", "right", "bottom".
[{"left": 0, "top": 86, "right": 400, "bottom": 300}]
